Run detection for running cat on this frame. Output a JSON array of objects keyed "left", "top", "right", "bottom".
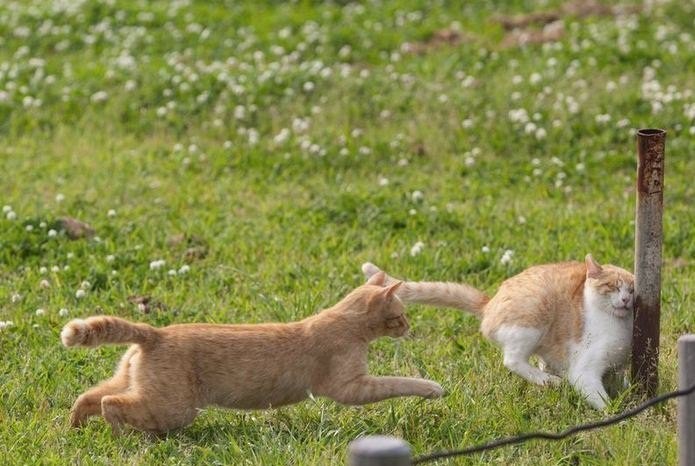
[
  {"left": 62, "top": 272, "right": 443, "bottom": 433},
  {"left": 362, "top": 255, "right": 634, "bottom": 409}
]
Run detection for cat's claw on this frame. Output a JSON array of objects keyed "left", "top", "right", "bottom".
[{"left": 361, "top": 262, "right": 382, "bottom": 279}]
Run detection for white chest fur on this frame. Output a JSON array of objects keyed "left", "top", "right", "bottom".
[{"left": 571, "top": 294, "right": 633, "bottom": 373}]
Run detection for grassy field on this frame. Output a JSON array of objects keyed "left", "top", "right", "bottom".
[{"left": 1, "top": 0, "right": 694, "bottom": 464}]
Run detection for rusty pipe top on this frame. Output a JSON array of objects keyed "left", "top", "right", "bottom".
[{"left": 637, "top": 128, "right": 666, "bottom": 195}]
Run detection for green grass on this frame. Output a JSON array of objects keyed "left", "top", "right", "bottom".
[{"left": 1, "top": 0, "right": 694, "bottom": 464}]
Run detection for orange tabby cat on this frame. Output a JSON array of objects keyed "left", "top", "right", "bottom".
[
  {"left": 362, "top": 255, "right": 634, "bottom": 409},
  {"left": 61, "top": 272, "right": 443, "bottom": 433}
]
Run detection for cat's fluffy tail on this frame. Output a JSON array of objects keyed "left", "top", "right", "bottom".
[
  {"left": 61, "top": 316, "right": 158, "bottom": 348},
  {"left": 362, "top": 262, "right": 489, "bottom": 316}
]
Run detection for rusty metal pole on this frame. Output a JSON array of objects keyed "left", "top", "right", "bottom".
[{"left": 631, "top": 128, "right": 666, "bottom": 397}]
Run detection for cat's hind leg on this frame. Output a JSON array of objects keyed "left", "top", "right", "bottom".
[
  {"left": 494, "top": 325, "right": 561, "bottom": 386},
  {"left": 101, "top": 392, "right": 198, "bottom": 434},
  {"left": 70, "top": 347, "right": 136, "bottom": 427},
  {"left": 325, "top": 375, "right": 444, "bottom": 405}
]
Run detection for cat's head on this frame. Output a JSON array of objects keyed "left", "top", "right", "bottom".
[
  {"left": 584, "top": 254, "right": 635, "bottom": 318},
  {"left": 361, "top": 272, "right": 409, "bottom": 338}
]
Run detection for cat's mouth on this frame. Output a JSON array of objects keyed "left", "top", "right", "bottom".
[{"left": 611, "top": 306, "right": 631, "bottom": 318}]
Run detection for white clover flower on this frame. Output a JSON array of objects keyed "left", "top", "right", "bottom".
[
  {"left": 48, "top": 229, "right": 57, "bottom": 238},
  {"left": 25, "top": 224, "right": 33, "bottom": 231},
  {"left": 408, "top": 209, "right": 417, "bottom": 216},
  {"left": 35, "top": 308, "right": 46, "bottom": 316},
  {"left": 80, "top": 280, "right": 91, "bottom": 290},
  {"left": 6, "top": 211, "right": 16, "bottom": 220},
  {"left": 461, "top": 118, "right": 474, "bottom": 128},
  {"left": 410, "top": 241, "right": 425, "bottom": 257},
  {"left": 223, "top": 140, "right": 233, "bottom": 149},
  {"left": 75, "top": 289, "right": 86, "bottom": 299},
  {"left": 535, "top": 128, "right": 547, "bottom": 140},
  {"left": 481, "top": 245, "right": 490, "bottom": 253},
  {"left": 55, "top": 193, "right": 65, "bottom": 202},
  {"left": 529, "top": 73, "right": 542, "bottom": 85},
  {"left": 106, "top": 254, "right": 115, "bottom": 263},
  {"left": 500, "top": 249, "right": 514, "bottom": 265},
  {"left": 524, "top": 122, "right": 537, "bottom": 134},
  {"left": 149, "top": 259, "right": 166, "bottom": 270},
  {"left": 378, "top": 177, "right": 389, "bottom": 187},
  {"left": 178, "top": 264, "right": 190, "bottom": 274},
  {"left": 39, "top": 279, "right": 50, "bottom": 289},
  {"left": 0, "top": 321, "right": 13, "bottom": 330},
  {"left": 303, "top": 81, "right": 315, "bottom": 92},
  {"left": 595, "top": 114, "right": 611, "bottom": 124},
  {"left": 2, "top": 205, "right": 11, "bottom": 213},
  {"left": 90, "top": 91, "right": 109, "bottom": 103},
  {"left": 168, "top": 269, "right": 177, "bottom": 276},
  {"left": 273, "top": 128, "right": 290, "bottom": 145},
  {"left": 576, "top": 163, "right": 586, "bottom": 172},
  {"left": 411, "top": 190, "right": 424, "bottom": 202},
  {"left": 39, "top": 266, "right": 48, "bottom": 274},
  {"left": 59, "top": 308, "right": 69, "bottom": 317}
]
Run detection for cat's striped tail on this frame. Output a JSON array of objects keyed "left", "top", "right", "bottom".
[
  {"left": 61, "top": 316, "right": 159, "bottom": 348},
  {"left": 362, "top": 262, "right": 490, "bottom": 316}
]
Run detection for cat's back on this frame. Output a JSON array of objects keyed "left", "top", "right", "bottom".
[{"left": 481, "top": 261, "right": 586, "bottom": 333}]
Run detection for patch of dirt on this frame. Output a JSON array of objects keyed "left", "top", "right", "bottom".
[
  {"left": 501, "top": 20, "right": 565, "bottom": 48},
  {"left": 401, "top": 28, "right": 473, "bottom": 55},
  {"left": 167, "top": 233, "right": 209, "bottom": 262},
  {"left": 127, "top": 295, "right": 167, "bottom": 314},
  {"left": 59, "top": 217, "right": 95, "bottom": 240},
  {"left": 496, "top": 0, "right": 641, "bottom": 30},
  {"left": 497, "top": 0, "right": 641, "bottom": 48}
]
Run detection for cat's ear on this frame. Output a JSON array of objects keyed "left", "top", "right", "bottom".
[
  {"left": 383, "top": 281, "right": 403, "bottom": 299},
  {"left": 585, "top": 254, "right": 603, "bottom": 278},
  {"left": 367, "top": 271, "right": 386, "bottom": 286}
]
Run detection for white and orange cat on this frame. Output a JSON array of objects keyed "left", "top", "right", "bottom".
[
  {"left": 61, "top": 272, "right": 443, "bottom": 433},
  {"left": 362, "top": 255, "right": 634, "bottom": 409}
]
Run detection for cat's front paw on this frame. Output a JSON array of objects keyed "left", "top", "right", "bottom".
[
  {"left": 541, "top": 374, "right": 563, "bottom": 386},
  {"left": 421, "top": 381, "right": 445, "bottom": 399}
]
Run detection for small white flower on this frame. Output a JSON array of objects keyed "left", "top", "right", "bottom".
[
  {"left": 48, "top": 229, "right": 57, "bottom": 237},
  {"left": 149, "top": 259, "right": 166, "bottom": 270},
  {"left": 410, "top": 241, "right": 425, "bottom": 256},
  {"left": 106, "top": 254, "right": 115, "bottom": 263},
  {"left": 168, "top": 269, "right": 177, "bottom": 276},
  {"left": 11, "top": 293, "right": 22, "bottom": 303},
  {"left": 80, "top": 280, "right": 91, "bottom": 290},
  {"left": 6, "top": 211, "right": 16, "bottom": 220},
  {"left": 408, "top": 209, "right": 417, "bottom": 216},
  {"left": 39, "top": 279, "right": 50, "bottom": 289},
  {"left": 75, "top": 289, "right": 86, "bottom": 299},
  {"left": 378, "top": 177, "right": 389, "bottom": 187},
  {"left": 90, "top": 91, "right": 109, "bottom": 103},
  {"left": 25, "top": 224, "right": 34, "bottom": 232},
  {"left": 535, "top": 128, "right": 547, "bottom": 140},
  {"left": 481, "top": 245, "right": 490, "bottom": 253},
  {"left": 0, "top": 321, "right": 13, "bottom": 330},
  {"left": 411, "top": 190, "right": 424, "bottom": 202},
  {"left": 35, "top": 308, "right": 46, "bottom": 316},
  {"left": 55, "top": 193, "right": 65, "bottom": 202},
  {"left": 59, "top": 308, "right": 69, "bottom": 317},
  {"left": 303, "top": 81, "right": 315, "bottom": 92},
  {"left": 107, "top": 209, "right": 117, "bottom": 218},
  {"left": 517, "top": 216, "right": 527, "bottom": 224},
  {"left": 2, "top": 205, "right": 11, "bottom": 213},
  {"left": 39, "top": 266, "right": 48, "bottom": 274},
  {"left": 178, "top": 264, "right": 190, "bottom": 274},
  {"left": 51, "top": 266, "right": 60, "bottom": 272},
  {"left": 500, "top": 249, "right": 514, "bottom": 265}
]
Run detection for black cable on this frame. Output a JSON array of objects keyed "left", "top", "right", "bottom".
[{"left": 412, "top": 382, "right": 695, "bottom": 464}]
